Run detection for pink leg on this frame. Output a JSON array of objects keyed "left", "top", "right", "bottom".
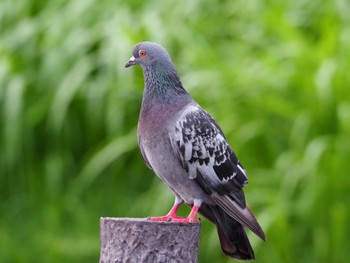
[
  {"left": 171, "top": 205, "right": 200, "bottom": 223},
  {"left": 148, "top": 200, "right": 185, "bottom": 222}
]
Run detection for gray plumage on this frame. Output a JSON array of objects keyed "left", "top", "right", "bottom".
[{"left": 125, "top": 42, "right": 265, "bottom": 260}]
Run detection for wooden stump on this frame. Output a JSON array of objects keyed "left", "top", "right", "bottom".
[{"left": 99, "top": 217, "right": 201, "bottom": 263}]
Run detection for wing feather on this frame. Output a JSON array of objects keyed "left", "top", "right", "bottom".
[
  {"left": 169, "top": 104, "right": 248, "bottom": 206},
  {"left": 169, "top": 104, "right": 265, "bottom": 240}
]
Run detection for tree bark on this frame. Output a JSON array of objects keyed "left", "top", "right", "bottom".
[{"left": 99, "top": 217, "right": 201, "bottom": 263}]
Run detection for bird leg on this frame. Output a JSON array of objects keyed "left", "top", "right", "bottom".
[
  {"left": 170, "top": 204, "right": 200, "bottom": 223},
  {"left": 148, "top": 198, "right": 185, "bottom": 222}
]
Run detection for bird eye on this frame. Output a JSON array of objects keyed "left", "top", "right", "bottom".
[{"left": 139, "top": 50, "right": 147, "bottom": 58}]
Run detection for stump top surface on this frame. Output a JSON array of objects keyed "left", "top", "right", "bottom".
[{"left": 100, "top": 217, "right": 201, "bottom": 226}]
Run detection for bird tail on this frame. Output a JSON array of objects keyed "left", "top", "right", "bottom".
[
  {"left": 199, "top": 204, "right": 256, "bottom": 260},
  {"left": 211, "top": 193, "right": 266, "bottom": 240},
  {"left": 214, "top": 208, "right": 255, "bottom": 260}
]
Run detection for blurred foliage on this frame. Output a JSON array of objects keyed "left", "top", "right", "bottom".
[{"left": 1, "top": 0, "right": 350, "bottom": 262}]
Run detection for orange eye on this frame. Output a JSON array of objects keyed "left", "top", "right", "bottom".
[{"left": 139, "top": 50, "right": 147, "bottom": 58}]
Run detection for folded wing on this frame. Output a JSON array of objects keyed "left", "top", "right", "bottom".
[{"left": 169, "top": 104, "right": 265, "bottom": 240}]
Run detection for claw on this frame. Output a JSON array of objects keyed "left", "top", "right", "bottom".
[
  {"left": 147, "top": 202, "right": 201, "bottom": 223},
  {"left": 170, "top": 204, "right": 200, "bottom": 223},
  {"left": 148, "top": 201, "right": 184, "bottom": 222}
]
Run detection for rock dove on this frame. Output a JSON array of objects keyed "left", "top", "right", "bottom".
[{"left": 125, "top": 42, "right": 265, "bottom": 260}]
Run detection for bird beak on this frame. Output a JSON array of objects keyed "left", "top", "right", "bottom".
[{"left": 125, "top": 56, "right": 136, "bottom": 68}]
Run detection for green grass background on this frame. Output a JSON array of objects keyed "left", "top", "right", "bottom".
[{"left": 1, "top": 0, "right": 350, "bottom": 262}]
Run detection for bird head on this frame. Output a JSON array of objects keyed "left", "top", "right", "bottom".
[{"left": 125, "top": 42, "right": 172, "bottom": 68}]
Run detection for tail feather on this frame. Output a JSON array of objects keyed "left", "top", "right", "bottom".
[
  {"left": 216, "top": 211, "right": 255, "bottom": 260},
  {"left": 199, "top": 204, "right": 257, "bottom": 260},
  {"left": 211, "top": 193, "right": 266, "bottom": 240}
]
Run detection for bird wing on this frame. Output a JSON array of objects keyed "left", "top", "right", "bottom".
[
  {"left": 169, "top": 104, "right": 248, "bottom": 204},
  {"left": 169, "top": 104, "right": 265, "bottom": 240}
]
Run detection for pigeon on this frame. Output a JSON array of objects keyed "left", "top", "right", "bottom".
[{"left": 125, "top": 42, "right": 265, "bottom": 260}]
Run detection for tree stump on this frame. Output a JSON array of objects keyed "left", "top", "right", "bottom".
[{"left": 99, "top": 217, "right": 201, "bottom": 263}]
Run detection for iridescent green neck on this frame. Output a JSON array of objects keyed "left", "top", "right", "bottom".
[{"left": 143, "top": 63, "right": 189, "bottom": 103}]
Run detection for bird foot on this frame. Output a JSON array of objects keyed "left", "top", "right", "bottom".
[
  {"left": 170, "top": 217, "right": 201, "bottom": 223},
  {"left": 148, "top": 215, "right": 186, "bottom": 222}
]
